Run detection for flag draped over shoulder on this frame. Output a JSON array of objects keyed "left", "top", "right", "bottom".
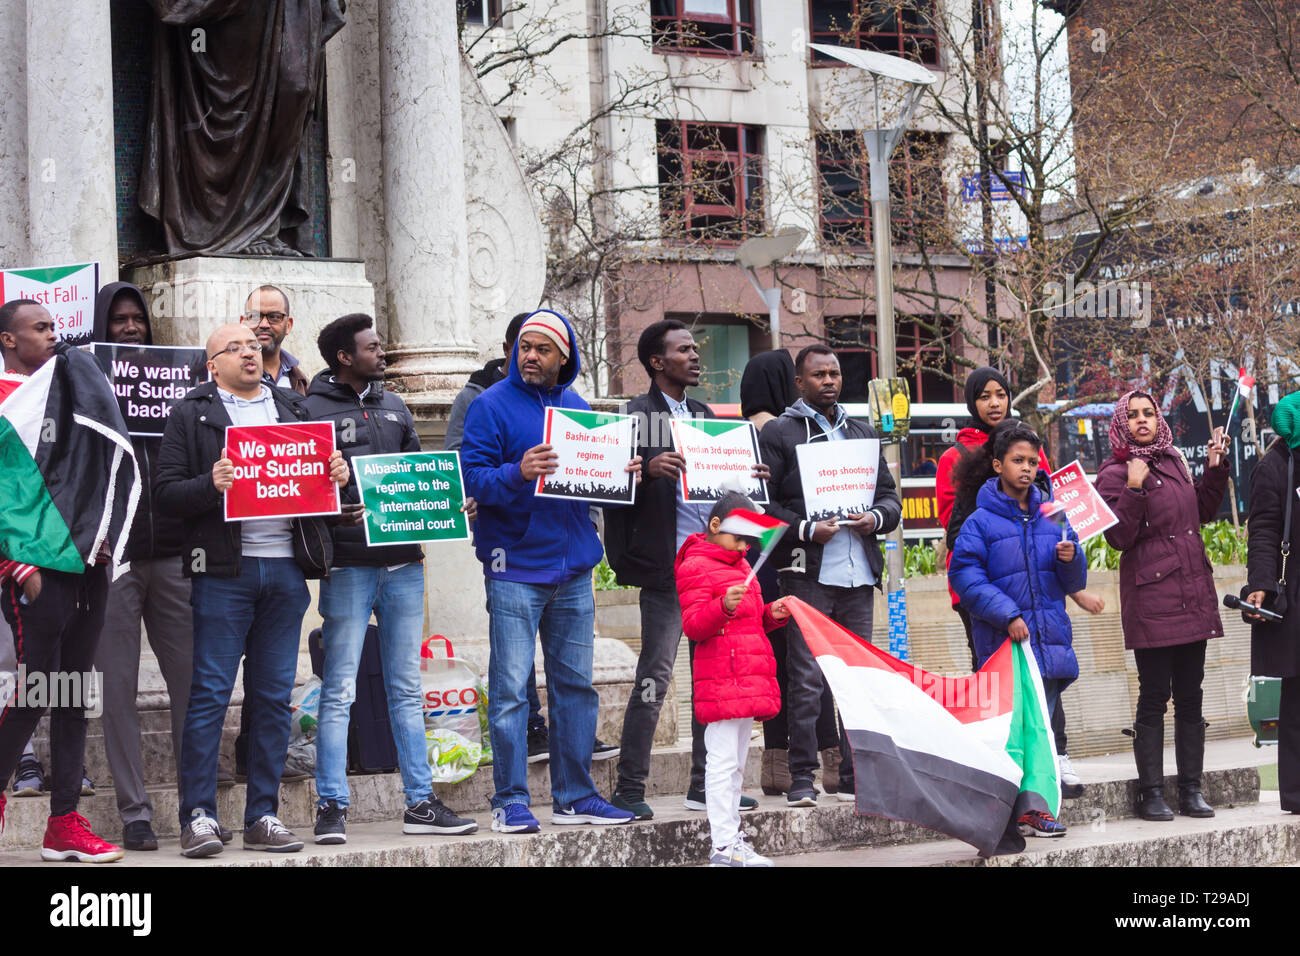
[
  {"left": 0, "top": 346, "right": 139, "bottom": 573},
  {"left": 784, "top": 597, "right": 1059, "bottom": 857}
]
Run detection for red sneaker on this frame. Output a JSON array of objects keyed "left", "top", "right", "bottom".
[{"left": 41, "top": 811, "right": 125, "bottom": 863}]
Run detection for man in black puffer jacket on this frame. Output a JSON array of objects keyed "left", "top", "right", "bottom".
[{"left": 301, "top": 313, "right": 477, "bottom": 844}]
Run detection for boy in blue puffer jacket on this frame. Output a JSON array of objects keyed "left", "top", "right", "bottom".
[{"left": 949, "top": 421, "right": 1086, "bottom": 838}]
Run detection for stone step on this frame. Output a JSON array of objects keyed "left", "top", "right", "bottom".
[
  {"left": 0, "top": 737, "right": 1265, "bottom": 858},
  {"left": 784, "top": 794, "right": 1300, "bottom": 867}
]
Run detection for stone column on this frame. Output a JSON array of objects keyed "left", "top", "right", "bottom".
[
  {"left": 26, "top": 1, "right": 118, "bottom": 281},
  {"left": 0, "top": 0, "right": 27, "bottom": 265},
  {"left": 377, "top": 0, "right": 478, "bottom": 392}
]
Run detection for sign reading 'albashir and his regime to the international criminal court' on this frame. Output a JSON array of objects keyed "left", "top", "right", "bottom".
[{"left": 354, "top": 451, "right": 470, "bottom": 545}]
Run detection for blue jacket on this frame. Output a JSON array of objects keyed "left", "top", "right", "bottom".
[
  {"left": 460, "top": 310, "right": 606, "bottom": 585},
  {"left": 949, "top": 477, "right": 1086, "bottom": 680}
]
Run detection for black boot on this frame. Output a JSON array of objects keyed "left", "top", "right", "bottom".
[
  {"left": 1175, "top": 718, "right": 1215, "bottom": 818},
  {"left": 1130, "top": 722, "right": 1174, "bottom": 821}
]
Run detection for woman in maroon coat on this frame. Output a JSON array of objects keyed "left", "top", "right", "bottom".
[{"left": 1095, "top": 390, "right": 1230, "bottom": 821}]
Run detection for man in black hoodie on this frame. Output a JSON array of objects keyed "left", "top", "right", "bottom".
[
  {"left": 303, "top": 313, "right": 477, "bottom": 843},
  {"left": 91, "top": 282, "right": 205, "bottom": 852}
]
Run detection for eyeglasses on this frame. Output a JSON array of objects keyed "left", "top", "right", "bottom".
[
  {"left": 208, "top": 342, "right": 261, "bottom": 360},
  {"left": 241, "top": 311, "right": 288, "bottom": 327}
]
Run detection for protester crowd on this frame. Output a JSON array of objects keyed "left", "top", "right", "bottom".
[{"left": 0, "top": 292, "right": 1290, "bottom": 867}]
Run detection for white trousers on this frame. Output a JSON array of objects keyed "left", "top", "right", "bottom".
[{"left": 704, "top": 717, "right": 752, "bottom": 850}]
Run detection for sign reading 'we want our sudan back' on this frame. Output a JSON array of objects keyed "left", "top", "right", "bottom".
[
  {"left": 224, "top": 421, "right": 340, "bottom": 521},
  {"left": 354, "top": 451, "right": 470, "bottom": 545}
]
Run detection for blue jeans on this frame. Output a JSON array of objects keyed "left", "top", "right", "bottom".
[
  {"left": 180, "top": 558, "right": 309, "bottom": 827},
  {"left": 315, "top": 564, "right": 432, "bottom": 808},
  {"left": 486, "top": 574, "right": 598, "bottom": 809}
]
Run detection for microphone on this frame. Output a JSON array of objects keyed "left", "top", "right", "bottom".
[{"left": 1223, "top": 593, "right": 1283, "bottom": 622}]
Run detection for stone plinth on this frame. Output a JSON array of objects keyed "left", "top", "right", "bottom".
[{"left": 126, "top": 257, "right": 376, "bottom": 380}]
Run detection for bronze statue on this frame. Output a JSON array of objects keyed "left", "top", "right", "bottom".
[{"left": 139, "top": 0, "right": 346, "bottom": 257}]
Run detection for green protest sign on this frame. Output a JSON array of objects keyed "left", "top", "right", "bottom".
[{"left": 354, "top": 452, "right": 470, "bottom": 546}]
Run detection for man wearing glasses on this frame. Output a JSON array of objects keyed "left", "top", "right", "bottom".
[
  {"left": 156, "top": 323, "right": 350, "bottom": 857},
  {"left": 243, "top": 285, "right": 308, "bottom": 396}
]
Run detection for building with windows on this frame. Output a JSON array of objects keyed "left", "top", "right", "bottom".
[{"left": 468, "top": 0, "right": 1006, "bottom": 405}]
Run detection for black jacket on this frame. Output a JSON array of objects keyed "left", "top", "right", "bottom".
[
  {"left": 92, "top": 281, "right": 187, "bottom": 562},
  {"left": 155, "top": 382, "right": 332, "bottom": 578},
  {"left": 301, "top": 371, "right": 424, "bottom": 567},
  {"left": 1246, "top": 440, "right": 1300, "bottom": 677},
  {"left": 759, "top": 401, "right": 902, "bottom": 588},
  {"left": 603, "top": 384, "right": 714, "bottom": 591}
]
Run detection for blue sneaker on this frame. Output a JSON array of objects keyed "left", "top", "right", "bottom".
[
  {"left": 551, "top": 795, "right": 635, "bottom": 826},
  {"left": 491, "top": 804, "right": 541, "bottom": 834}
]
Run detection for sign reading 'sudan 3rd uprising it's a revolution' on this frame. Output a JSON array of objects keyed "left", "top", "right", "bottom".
[
  {"left": 224, "top": 422, "right": 340, "bottom": 521},
  {"left": 1049, "top": 459, "right": 1118, "bottom": 543},
  {"left": 0, "top": 262, "right": 99, "bottom": 344},
  {"left": 91, "top": 344, "right": 207, "bottom": 437},
  {"left": 796, "top": 438, "right": 881, "bottom": 520},
  {"left": 537, "top": 407, "right": 637, "bottom": 504},
  {"left": 671, "top": 418, "right": 767, "bottom": 504},
  {"left": 355, "top": 451, "right": 470, "bottom": 545}
]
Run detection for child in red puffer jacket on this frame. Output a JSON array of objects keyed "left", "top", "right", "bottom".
[{"left": 675, "top": 492, "right": 788, "bottom": 867}]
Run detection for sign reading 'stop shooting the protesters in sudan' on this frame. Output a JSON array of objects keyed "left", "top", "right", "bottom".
[
  {"left": 671, "top": 417, "right": 768, "bottom": 504},
  {"left": 91, "top": 344, "right": 207, "bottom": 436},
  {"left": 355, "top": 451, "right": 470, "bottom": 545},
  {"left": 536, "top": 407, "right": 638, "bottom": 504},
  {"left": 223, "top": 421, "right": 341, "bottom": 521}
]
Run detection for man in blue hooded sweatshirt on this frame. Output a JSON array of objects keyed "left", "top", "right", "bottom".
[{"left": 461, "top": 310, "right": 639, "bottom": 832}]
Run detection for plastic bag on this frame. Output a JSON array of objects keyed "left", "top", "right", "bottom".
[
  {"left": 476, "top": 674, "right": 493, "bottom": 766},
  {"left": 285, "top": 675, "right": 321, "bottom": 775},
  {"left": 421, "top": 636, "right": 482, "bottom": 783}
]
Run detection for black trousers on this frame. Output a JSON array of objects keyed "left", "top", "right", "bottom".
[
  {"left": 1133, "top": 640, "right": 1206, "bottom": 727},
  {"left": 1279, "top": 677, "right": 1300, "bottom": 812},
  {"left": 0, "top": 567, "right": 108, "bottom": 816}
]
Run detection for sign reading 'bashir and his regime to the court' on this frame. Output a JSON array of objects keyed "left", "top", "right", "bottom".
[
  {"left": 224, "top": 422, "right": 341, "bottom": 521},
  {"left": 536, "top": 407, "right": 638, "bottom": 504},
  {"left": 354, "top": 451, "right": 470, "bottom": 545},
  {"left": 1049, "top": 459, "right": 1118, "bottom": 543}
]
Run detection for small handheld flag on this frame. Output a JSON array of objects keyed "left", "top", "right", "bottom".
[
  {"left": 1038, "top": 500, "right": 1070, "bottom": 541},
  {"left": 719, "top": 508, "right": 788, "bottom": 587},
  {"left": 1225, "top": 369, "right": 1255, "bottom": 435}
]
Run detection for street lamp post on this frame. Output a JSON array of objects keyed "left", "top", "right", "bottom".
[
  {"left": 736, "top": 226, "right": 807, "bottom": 350},
  {"left": 809, "top": 44, "right": 937, "bottom": 659}
]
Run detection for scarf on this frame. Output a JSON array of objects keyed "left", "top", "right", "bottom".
[
  {"left": 963, "top": 366, "right": 1012, "bottom": 429},
  {"left": 1271, "top": 390, "right": 1300, "bottom": 450},
  {"left": 1109, "top": 389, "right": 1191, "bottom": 479}
]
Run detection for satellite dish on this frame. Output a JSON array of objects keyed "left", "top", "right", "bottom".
[
  {"left": 736, "top": 226, "right": 806, "bottom": 269},
  {"left": 808, "top": 43, "right": 938, "bottom": 86}
]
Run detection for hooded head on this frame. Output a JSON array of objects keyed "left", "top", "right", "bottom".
[
  {"left": 740, "top": 350, "right": 797, "bottom": 420},
  {"left": 507, "top": 308, "right": 580, "bottom": 392},
  {"left": 963, "top": 366, "right": 1011, "bottom": 429},
  {"left": 1271, "top": 391, "right": 1300, "bottom": 450},
  {"left": 93, "top": 282, "right": 152, "bottom": 346}
]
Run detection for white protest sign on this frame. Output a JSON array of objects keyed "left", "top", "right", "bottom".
[
  {"left": 0, "top": 262, "right": 100, "bottom": 344},
  {"left": 536, "top": 407, "right": 638, "bottom": 504},
  {"left": 670, "top": 418, "right": 767, "bottom": 504},
  {"left": 796, "top": 438, "right": 880, "bottom": 520}
]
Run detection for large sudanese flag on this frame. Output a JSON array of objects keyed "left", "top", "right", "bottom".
[
  {"left": 0, "top": 346, "right": 139, "bottom": 573},
  {"left": 784, "top": 598, "right": 1060, "bottom": 857}
]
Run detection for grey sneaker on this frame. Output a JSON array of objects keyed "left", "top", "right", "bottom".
[
  {"left": 243, "top": 814, "right": 304, "bottom": 852},
  {"left": 180, "top": 812, "right": 223, "bottom": 859},
  {"left": 709, "top": 838, "right": 774, "bottom": 867}
]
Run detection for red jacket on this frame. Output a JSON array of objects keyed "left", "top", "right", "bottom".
[{"left": 675, "top": 533, "right": 782, "bottom": 724}]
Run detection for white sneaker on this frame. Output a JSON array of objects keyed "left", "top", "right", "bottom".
[
  {"left": 1058, "top": 754, "right": 1081, "bottom": 787},
  {"left": 708, "top": 838, "right": 774, "bottom": 867}
]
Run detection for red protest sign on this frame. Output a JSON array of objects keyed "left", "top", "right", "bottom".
[
  {"left": 1049, "top": 459, "right": 1118, "bottom": 543},
  {"left": 223, "top": 421, "right": 340, "bottom": 521}
]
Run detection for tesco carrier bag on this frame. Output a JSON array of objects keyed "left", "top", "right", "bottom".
[{"left": 420, "top": 635, "right": 483, "bottom": 783}]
